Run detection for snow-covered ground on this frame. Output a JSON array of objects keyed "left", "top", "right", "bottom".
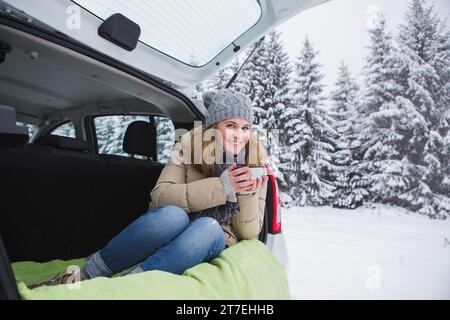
[{"left": 283, "top": 204, "right": 450, "bottom": 300}]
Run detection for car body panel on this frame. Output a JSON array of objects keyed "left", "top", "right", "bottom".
[{"left": 266, "top": 232, "right": 289, "bottom": 272}]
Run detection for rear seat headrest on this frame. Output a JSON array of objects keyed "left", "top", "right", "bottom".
[
  {"left": 123, "top": 121, "right": 157, "bottom": 159},
  {"left": 0, "top": 105, "right": 29, "bottom": 149},
  {"left": 35, "top": 135, "right": 93, "bottom": 153}
]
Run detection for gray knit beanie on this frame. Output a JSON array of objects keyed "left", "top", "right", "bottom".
[{"left": 203, "top": 89, "right": 253, "bottom": 128}]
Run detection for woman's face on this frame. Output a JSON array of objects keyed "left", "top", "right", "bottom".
[{"left": 216, "top": 118, "right": 252, "bottom": 155}]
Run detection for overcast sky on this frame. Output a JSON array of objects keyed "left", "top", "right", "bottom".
[{"left": 276, "top": 0, "right": 450, "bottom": 95}]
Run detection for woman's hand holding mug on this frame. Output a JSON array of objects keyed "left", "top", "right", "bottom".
[{"left": 226, "top": 163, "right": 269, "bottom": 194}]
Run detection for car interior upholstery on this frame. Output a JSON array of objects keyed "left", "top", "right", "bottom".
[{"left": 0, "top": 105, "right": 164, "bottom": 262}]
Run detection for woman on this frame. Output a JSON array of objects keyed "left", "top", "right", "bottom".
[{"left": 28, "top": 89, "right": 269, "bottom": 289}]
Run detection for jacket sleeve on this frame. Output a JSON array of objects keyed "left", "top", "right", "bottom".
[
  {"left": 230, "top": 180, "right": 268, "bottom": 240},
  {"left": 150, "top": 142, "right": 227, "bottom": 213}
]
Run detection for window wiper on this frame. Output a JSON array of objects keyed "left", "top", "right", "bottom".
[{"left": 225, "top": 36, "right": 265, "bottom": 89}]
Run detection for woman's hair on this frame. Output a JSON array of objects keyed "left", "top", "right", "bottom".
[{"left": 188, "top": 124, "right": 268, "bottom": 177}]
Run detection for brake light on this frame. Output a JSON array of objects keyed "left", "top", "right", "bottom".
[{"left": 264, "top": 164, "right": 282, "bottom": 234}]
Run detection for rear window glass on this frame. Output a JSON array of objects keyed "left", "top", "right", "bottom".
[
  {"left": 51, "top": 122, "right": 76, "bottom": 138},
  {"left": 94, "top": 115, "right": 175, "bottom": 163},
  {"left": 72, "top": 0, "right": 262, "bottom": 66},
  {"left": 95, "top": 115, "right": 149, "bottom": 157}
]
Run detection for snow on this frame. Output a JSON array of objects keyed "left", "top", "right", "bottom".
[{"left": 283, "top": 204, "right": 450, "bottom": 299}]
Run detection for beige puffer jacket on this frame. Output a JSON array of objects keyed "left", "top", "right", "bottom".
[{"left": 149, "top": 127, "right": 268, "bottom": 246}]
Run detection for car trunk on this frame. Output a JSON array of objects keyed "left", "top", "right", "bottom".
[{"left": 0, "top": 14, "right": 276, "bottom": 299}]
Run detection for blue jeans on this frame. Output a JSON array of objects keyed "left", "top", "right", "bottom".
[{"left": 83, "top": 205, "right": 225, "bottom": 278}]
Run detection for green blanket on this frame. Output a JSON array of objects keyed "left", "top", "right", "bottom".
[{"left": 12, "top": 240, "right": 289, "bottom": 300}]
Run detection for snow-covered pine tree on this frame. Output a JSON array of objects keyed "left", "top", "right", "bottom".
[
  {"left": 431, "top": 110, "right": 450, "bottom": 196},
  {"left": 191, "top": 83, "right": 205, "bottom": 100},
  {"left": 192, "top": 67, "right": 230, "bottom": 99},
  {"left": 240, "top": 42, "right": 269, "bottom": 127},
  {"left": 398, "top": 0, "right": 450, "bottom": 123},
  {"left": 155, "top": 116, "right": 175, "bottom": 163},
  {"left": 95, "top": 116, "right": 124, "bottom": 155},
  {"left": 279, "top": 37, "right": 336, "bottom": 206},
  {"left": 236, "top": 31, "right": 292, "bottom": 183},
  {"left": 356, "top": 13, "right": 448, "bottom": 218},
  {"left": 329, "top": 61, "right": 366, "bottom": 208},
  {"left": 95, "top": 116, "right": 148, "bottom": 156},
  {"left": 264, "top": 31, "right": 293, "bottom": 133},
  {"left": 421, "top": 109, "right": 450, "bottom": 218},
  {"left": 192, "top": 57, "right": 240, "bottom": 99},
  {"left": 432, "top": 19, "right": 450, "bottom": 119},
  {"left": 396, "top": 0, "right": 450, "bottom": 218},
  {"left": 264, "top": 31, "right": 293, "bottom": 184},
  {"left": 355, "top": 15, "right": 410, "bottom": 207},
  {"left": 52, "top": 122, "right": 75, "bottom": 138},
  {"left": 223, "top": 58, "right": 245, "bottom": 93}
]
